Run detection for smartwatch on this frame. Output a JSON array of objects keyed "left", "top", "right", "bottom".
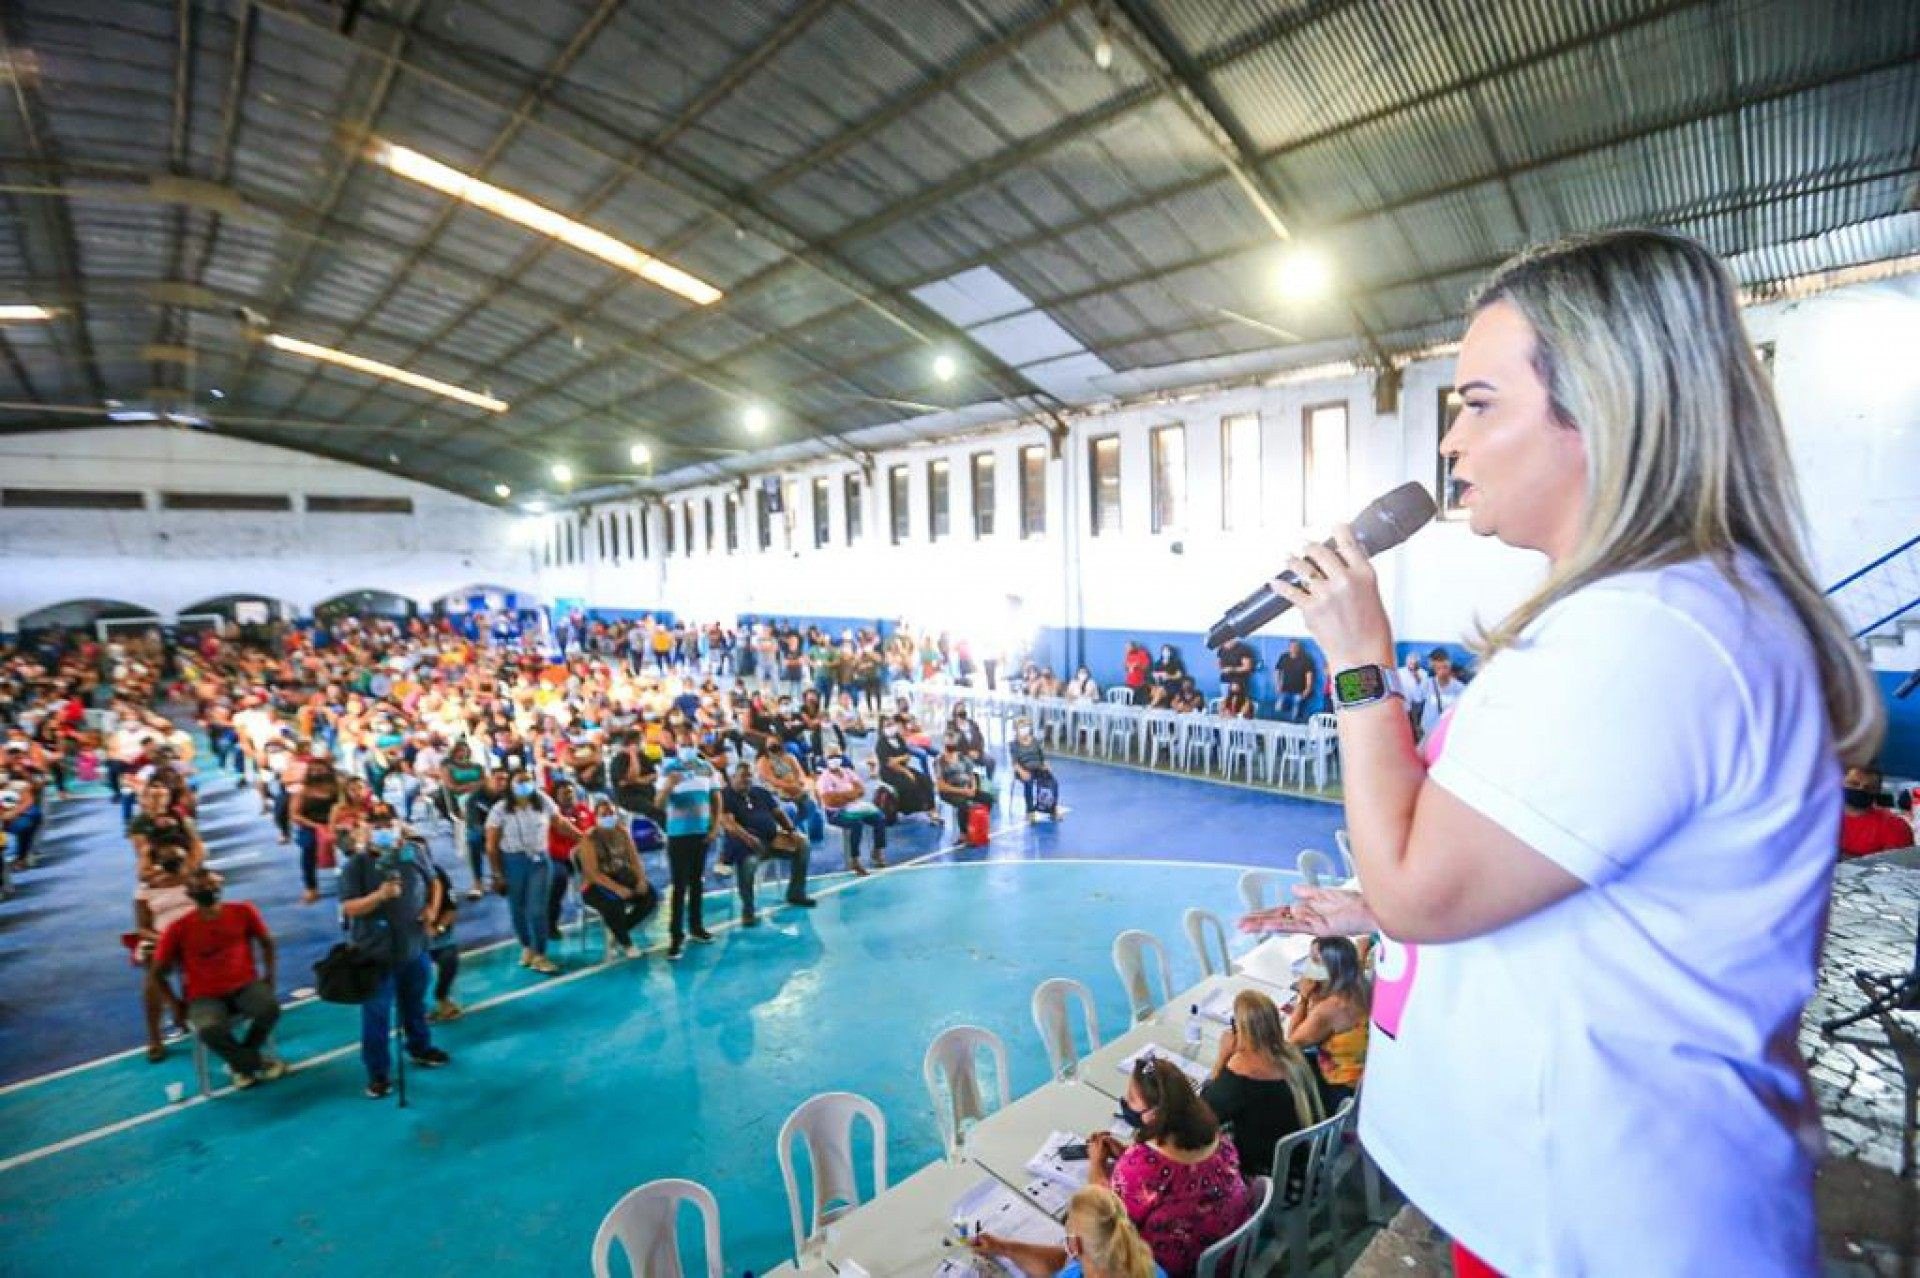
[{"left": 1331, "top": 664, "right": 1403, "bottom": 712}]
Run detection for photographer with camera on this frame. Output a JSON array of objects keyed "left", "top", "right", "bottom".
[{"left": 339, "top": 803, "right": 449, "bottom": 1099}]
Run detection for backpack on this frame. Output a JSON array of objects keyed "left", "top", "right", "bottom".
[
  {"left": 1030, "top": 772, "right": 1059, "bottom": 816},
  {"left": 313, "top": 942, "right": 385, "bottom": 1004}
]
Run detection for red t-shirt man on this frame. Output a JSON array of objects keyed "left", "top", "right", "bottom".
[
  {"left": 154, "top": 901, "right": 269, "bottom": 1000},
  {"left": 1841, "top": 806, "right": 1914, "bottom": 858}
]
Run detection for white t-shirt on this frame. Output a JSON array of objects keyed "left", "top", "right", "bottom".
[{"left": 1360, "top": 556, "right": 1837, "bottom": 1277}]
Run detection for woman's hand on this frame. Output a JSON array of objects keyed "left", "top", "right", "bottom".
[
  {"left": 1270, "top": 523, "right": 1394, "bottom": 671},
  {"left": 1239, "top": 886, "right": 1376, "bottom": 937}
]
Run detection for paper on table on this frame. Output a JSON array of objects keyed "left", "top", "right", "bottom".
[
  {"left": 1025, "top": 1177, "right": 1072, "bottom": 1217},
  {"left": 1193, "top": 984, "right": 1236, "bottom": 1025},
  {"left": 1115, "top": 1042, "right": 1210, "bottom": 1089},
  {"left": 1026, "top": 1130, "right": 1092, "bottom": 1191},
  {"left": 951, "top": 1176, "right": 1067, "bottom": 1266}
]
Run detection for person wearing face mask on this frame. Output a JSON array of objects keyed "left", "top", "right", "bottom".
[
  {"left": 874, "top": 716, "right": 937, "bottom": 821},
  {"left": 484, "top": 769, "right": 579, "bottom": 975},
  {"left": 148, "top": 867, "right": 286, "bottom": 1088},
  {"left": 463, "top": 769, "right": 510, "bottom": 901},
  {"left": 718, "top": 762, "right": 816, "bottom": 917},
  {"left": 1839, "top": 766, "right": 1913, "bottom": 858},
  {"left": 755, "top": 743, "right": 826, "bottom": 842},
  {"left": 1085, "top": 1057, "right": 1252, "bottom": 1278},
  {"left": 1009, "top": 718, "right": 1060, "bottom": 820},
  {"left": 656, "top": 728, "right": 721, "bottom": 960},
  {"left": 341, "top": 804, "right": 450, "bottom": 1097},
  {"left": 575, "top": 795, "right": 659, "bottom": 957},
  {"left": 968, "top": 1185, "right": 1164, "bottom": 1278},
  {"left": 290, "top": 752, "right": 339, "bottom": 905},
  {"left": 816, "top": 755, "right": 888, "bottom": 875},
  {"left": 1285, "top": 935, "right": 1370, "bottom": 1110},
  {"left": 946, "top": 705, "right": 995, "bottom": 779},
  {"left": 1202, "top": 989, "right": 1324, "bottom": 1180}
]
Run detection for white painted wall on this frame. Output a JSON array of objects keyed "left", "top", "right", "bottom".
[
  {"left": 0, "top": 428, "right": 541, "bottom": 630},
  {"left": 532, "top": 272, "right": 1918, "bottom": 652}
]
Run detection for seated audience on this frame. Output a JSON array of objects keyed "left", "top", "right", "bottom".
[
  {"left": 1202, "top": 989, "right": 1323, "bottom": 1179},
  {"left": 1088, "top": 1057, "right": 1252, "bottom": 1278},
  {"left": 970, "top": 1185, "right": 1164, "bottom": 1278},
  {"left": 717, "top": 764, "right": 816, "bottom": 916},
  {"left": 127, "top": 781, "right": 206, "bottom": 880},
  {"left": 575, "top": 794, "right": 661, "bottom": 956},
  {"left": 131, "top": 843, "right": 197, "bottom": 1060},
  {"left": 1286, "top": 935, "right": 1371, "bottom": 1109},
  {"left": 935, "top": 737, "right": 995, "bottom": 837},
  {"left": 755, "top": 745, "right": 825, "bottom": 842},
  {"left": 946, "top": 704, "right": 995, "bottom": 778},
  {"left": 1009, "top": 718, "right": 1060, "bottom": 821},
  {"left": 1840, "top": 766, "right": 1914, "bottom": 858},
  {"left": 1066, "top": 665, "right": 1100, "bottom": 702},
  {"left": 876, "top": 716, "right": 938, "bottom": 819},
  {"left": 1219, "top": 686, "right": 1254, "bottom": 719},
  {"left": 148, "top": 867, "right": 286, "bottom": 1088},
  {"left": 817, "top": 754, "right": 888, "bottom": 874}
]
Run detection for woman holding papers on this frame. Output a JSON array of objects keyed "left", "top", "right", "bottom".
[{"left": 969, "top": 1185, "right": 1164, "bottom": 1278}]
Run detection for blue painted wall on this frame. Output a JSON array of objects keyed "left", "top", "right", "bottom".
[{"left": 1876, "top": 670, "right": 1920, "bottom": 777}]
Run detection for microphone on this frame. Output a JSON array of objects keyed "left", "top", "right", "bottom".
[
  {"left": 1895, "top": 667, "right": 1920, "bottom": 700},
  {"left": 1205, "top": 481, "right": 1437, "bottom": 650}
]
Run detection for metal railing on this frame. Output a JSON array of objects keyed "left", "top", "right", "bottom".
[{"left": 1825, "top": 532, "right": 1920, "bottom": 640}]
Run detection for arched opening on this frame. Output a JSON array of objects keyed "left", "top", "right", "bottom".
[
  {"left": 314, "top": 589, "right": 418, "bottom": 624},
  {"left": 428, "top": 584, "right": 543, "bottom": 643},
  {"left": 17, "top": 598, "right": 162, "bottom": 642},
  {"left": 176, "top": 594, "right": 295, "bottom": 642}
]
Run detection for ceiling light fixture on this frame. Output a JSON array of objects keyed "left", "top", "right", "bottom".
[
  {"left": 494, "top": 482, "right": 512, "bottom": 499},
  {"left": 525, "top": 500, "right": 549, "bottom": 514},
  {"left": 742, "top": 404, "right": 770, "bottom": 435},
  {"left": 550, "top": 462, "right": 574, "bottom": 485},
  {"left": 263, "top": 332, "right": 508, "bottom": 412},
  {"left": 0, "top": 304, "right": 54, "bottom": 322},
  {"left": 208, "top": 387, "right": 225, "bottom": 399},
  {"left": 1093, "top": 35, "right": 1113, "bottom": 69},
  {"left": 629, "top": 442, "right": 652, "bottom": 466},
  {"left": 369, "top": 139, "right": 723, "bottom": 307},
  {"left": 1275, "top": 247, "right": 1334, "bottom": 302},
  {"left": 932, "top": 353, "right": 958, "bottom": 383}
]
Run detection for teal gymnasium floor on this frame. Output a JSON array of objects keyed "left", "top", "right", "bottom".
[{"left": 0, "top": 748, "right": 1342, "bottom": 1275}]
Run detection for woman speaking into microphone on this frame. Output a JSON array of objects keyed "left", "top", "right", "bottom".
[{"left": 1242, "top": 230, "right": 1880, "bottom": 1276}]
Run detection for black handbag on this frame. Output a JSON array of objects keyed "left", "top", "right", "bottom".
[{"left": 313, "top": 942, "right": 385, "bottom": 1004}]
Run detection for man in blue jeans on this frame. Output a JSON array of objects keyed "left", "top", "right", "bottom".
[{"left": 339, "top": 804, "right": 449, "bottom": 1098}]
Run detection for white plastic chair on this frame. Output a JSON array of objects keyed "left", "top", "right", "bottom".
[
  {"left": 1333, "top": 829, "right": 1352, "bottom": 878},
  {"left": 1296, "top": 849, "right": 1334, "bottom": 889},
  {"left": 1104, "top": 686, "right": 1133, "bottom": 704},
  {"left": 591, "top": 1178, "right": 724, "bottom": 1278},
  {"left": 1239, "top": 868, "right": 1290, "bottom": 916},
  {"left": 1306, "top": 713, "right": 1341, "bottom": 789},
  {"left": 1195, "top": 1174, "right": 1275, "bottom": 1278},
  {"left": 1267, "top": 1100, "right": 1358, "bottom": 1277},
  {"left": 922, "top": 1025, "right": 1012, "bottom": 1156},
  {"left": 1143, "top": 709, "right": 1183, "bottom": 769},
  {"left": 1103, "top": 705, "right": 1139, "bottom": 761},
  {"left": 1112, "top": 929, "right": 1175, "bottom": 1022},
  {"left": 1031, "top": 977, "right": 1102, "bottom": 1080},
  {"left": 1275, "top": 723, "right": 1310, "bottom": 789},
  {"left": 1184, "top": 907, "right": 1232, "bottom": 978},
  {"left": 1220, "top": 720, "right": 1262, "bottom": 783},
  {"left": 778, "top": 1091, "right": 889, "bottom": 1260}
]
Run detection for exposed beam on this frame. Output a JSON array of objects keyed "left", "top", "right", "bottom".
[
  {"left": 149, "top": 0, "right": 196, "bottom": 396},
  {"left": 223, "top": 0, "right": 424, "bottom": 407},
  {"left": 0, "top": 9, "right": 108, "bottom": 403},
  {"left": 282, "top": 0, "right": 633, "bottom": 431},
  {"left": 252, "top": 0, "right": 1064, "bottom": 421}
]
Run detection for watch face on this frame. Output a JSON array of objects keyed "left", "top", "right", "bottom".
[{"left": 1335, "top": 665, "right": 1387, "bottom": 703}]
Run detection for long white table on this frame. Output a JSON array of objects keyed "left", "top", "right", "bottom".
[{"left": 766, "top": 972, "right": 1299, "bottom": 1277}]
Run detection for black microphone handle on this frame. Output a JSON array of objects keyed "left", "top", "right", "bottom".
[{"left": 1895, "top": 666, "right": 1920, "bottom": 700}]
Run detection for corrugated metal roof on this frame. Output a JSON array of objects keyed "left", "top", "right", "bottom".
[{"left": 3, "top": 0, "right": 1914, "bottom": 500}]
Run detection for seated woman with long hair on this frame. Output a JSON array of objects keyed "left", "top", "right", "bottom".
[
  {"left": 1087, "top": 1057, "right": 1253, "bottom": 1278},
  {"left": 1202, "top": 988, "right": 1324, "bottom": 1179},
  {"left": 1286, "top": 934, "right": 1371, "bottom": 1109},
  {"left": 970, "top": 1185, "right": 1165, "bottom": 1278}
]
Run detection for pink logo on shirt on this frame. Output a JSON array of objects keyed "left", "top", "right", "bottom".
[{"left": 1371, "top": 708, "right": 1454, "bottom": 1039}]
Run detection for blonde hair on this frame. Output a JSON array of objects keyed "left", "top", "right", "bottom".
[
  {"left": 1468, "top": 230, "right": 1882, "bottom": 765},
  {"left": 1067, "top": 1186, "right": 1157, "bottom": 1278},
  {"left": 1232, "top": 989, "right": 1326, "bottom": 1126}
]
